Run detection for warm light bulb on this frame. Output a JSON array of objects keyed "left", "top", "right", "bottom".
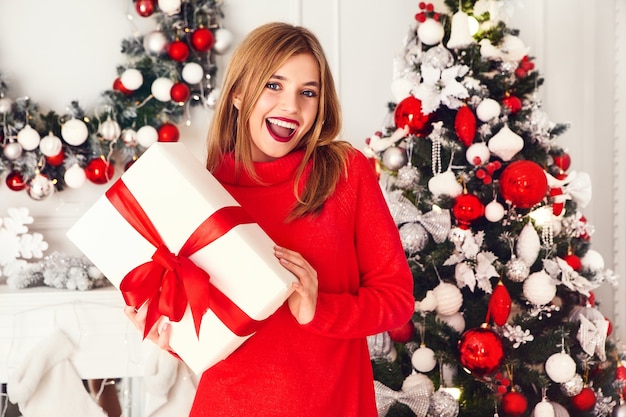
[{"left": 468, "top": 16, "right": 479, "bottom": 35}]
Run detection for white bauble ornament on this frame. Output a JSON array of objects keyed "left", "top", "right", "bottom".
[
  {"left": 581, "top": 249, "right": 605, "bottom": 272},
  {"left": 516, "top": 223, "right": 541, "bottom": 266},
  {"left": 411, "top": 346, "right": 437, "bottom": 373},
  {"left": 120, "top": 68, "right": 143, "bottom": 91},
  {"left": 182, "top": 62, "right": 204, "bottom": 84},
  {"left": 533, "top": 398, "right": 555, "bottom": 417},
  {"left": 17, "top": 125, "right": 41, "bottom": 150},
  {"left": 416, "top": 290, "right": 438, "bottom": 313},
  {"left": 488, "top": 124, "right": 524, "bottom": 161},
  {"left": 157, "top": 0, "right": 181, "bottom": 15},
  {"left": 428, "top": 170, "right": 463, "bottom": 198},
  {"left": 0, "top": 97, "right": 13, "bottom": 113},
  {"left": 137, "top": 125, "right": 159, "bottom": 148},
  {"left": 390, "top": 78, "right": 414, "bottom": 102},
  {"left": 206, "top": 87, "right": 221, "bottom": 108},
  {"left": 523, "top": 270, "right": 556, "bottom": 306},
  {"left": 61, "top": 118, "right": 89, "bottom": 146},
  {"left": 143, "top": 31, "right": 168, "bottom": 55},
  {"left": 466, "top": 142, "right": 490, "bottom": 166},
  {"left": 433, "top": 282, "right": 463, "bottom": 316},
  {"left": 121, "top": 129, "right": 138, "bottom": 147},
  {"left": 39, "top": 133, "right": 63, "bottom": 156},
  {"left": 402, "top": 372, "right": 435, "bottom": 394},
  {"left": 98, "top": 116, "right": 122, "bottom": 141},
  {"left": 446, "top": 10, "right": 476, "bottom": 49},
  {"left": 213, "top": 28, "right": 233, "bottom": 54},
  {"left": 476, "top": 98, "right": 501, "bottom": 122},
  {"left": 485, "top": 200, "right": 505, "bottom": 222},
  {"left": 27, "top": 173, "right": 54, "bottom": 200},
  {"left": 417, "top": 19, "right": 445, "bottom": 46},
  {"left": 382, "top": 146, "right": 407, "bottom": 171},
  {"left": 545, "top": 352, "right": 576, "bottom": 383},
  {"left": 437, "top": 312, "right": 465, "bottom": 333},
  {"left": 3, "top": 141, "right": 23, "bottom": 160},
  {"left": 64, "top": 163, "right": 87, "bottom": 189},
  {"left": 151, "top": 77, "right": 174, "bottom": 102}
]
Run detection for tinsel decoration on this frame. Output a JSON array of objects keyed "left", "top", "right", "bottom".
[{"left": 374, "top": 379, "right": 431, "bottom": 417}]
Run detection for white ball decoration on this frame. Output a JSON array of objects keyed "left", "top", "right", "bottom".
[
  {"left": 61, "top": 118, "right": 89, "bottom": 146},
  {"left": 3, "top": 141, "right": 23, "bottom": 160},
  {"left": 581, "top": 249, "right": 605, "bottom": 272},
  {"left": 17, "top": 125, "right": 41, "bottom": 150},
  {"left": 476, "top": 98, "right": 501, "bottom": 122},
  {"left": 545, "top": 352, "right": 576, "bottom": 383},
  {"left": 120, "top": 68, "right": 143, "bottom": 91},
  {"left": 433, "top": 282, "right": 463, "bottom": 316},
  {"left": 485, "top": 200, "right": 506, "bottom": 222},
  {"left": 143, "top": 31, "right": 169, "bottom": 55},
  {"left": 411, "top": 346, "right": 437, "bottom": 373},
  {"left": 151, "top": 77, "right": 174, "bottom": 102},
  {"left": 437, "top": 312, "right": 465, "bottom": 333},
  {"left": 39, "top": 133, "right": 63, "bottom": 156},
  {"left": 533, "top": 399, "right": 555, "bottom": 417},
  {"left": 516, "top": 223, "right": 541, "bottom": 266},
  {"left": 182, "top": 62, "right": 205, "bottom": 84},
  {"left": 206, "top": 87, "right": 221, "bottom": 108},
  {"left": 98, "top": 117, "right": 122, "bottom": 141},
  {"left": 402, "top": 372, "right": 435, "bottom": 394},
  {"left": 417, "top": 19, "right": 445, "bottom": 46},
  {"left": 64, "top": 163, "right": 87, "bottom": 189},
  {"left": 157, "top": 0, "right": 181, "bottom": 15},
  {"left": 523, "top": 270, "right": 556, "bottom": 306},
  {"left": 213, "top": 28, "right": 233, "bottom": 54},
  {"left": 465, "top": 142, "right": 490, "bottom": 166},
  {"left": 0, "top": 97, "right": 13, "bottom": 113},
  {"left": 137, "top": 125, "right": 159, "bottom": 148}
]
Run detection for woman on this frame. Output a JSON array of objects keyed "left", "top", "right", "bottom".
[{"left": 128, "top": 22, "right": 414, "bottom": 416}]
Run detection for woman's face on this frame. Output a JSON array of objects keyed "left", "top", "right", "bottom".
[{"left": 237, "top": 53, "right": 321, "bottom": 162}]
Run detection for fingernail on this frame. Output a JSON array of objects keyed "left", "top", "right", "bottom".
[{"left": 159, "top": 320, "right": 170, "bottom": 334}]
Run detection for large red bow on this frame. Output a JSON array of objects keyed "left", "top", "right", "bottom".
[{"left": 106, "top": 179, "right": 265, "bottom": 339}]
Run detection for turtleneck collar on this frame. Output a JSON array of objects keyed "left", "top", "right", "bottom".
[{"left": 213, "top": 149, "right": 308, "bottom": 187}]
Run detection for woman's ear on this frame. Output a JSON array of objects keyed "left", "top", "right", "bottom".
[{"left": 232, "top": 93, "right": 242, "bottom": 110}]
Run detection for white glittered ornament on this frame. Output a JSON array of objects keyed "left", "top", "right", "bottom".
[
  {"left": 488, "top": 124, "right": 524, "bottom": 161},
  {"left": 523, "top": 270, "right": 556, "bottom": 306},
  {"left": 213, "top": 28, "right": 233, "bottom": 54},
  {"left": 417, "top": 19, "right": 445, "bottom": 46},
  {"left": 137, "top": 125, "right": 159, "bottom": 148},
  {"left": 3, "top": 141, "right": 23, "bottom": 160},
  {"left": 533, "top": 398, "right": 555, "bottom": 417},
  {"left": 182, "top": 62, "right": 204, "bottom": 84},
  {"left": 143, "top": 31, "right": 169, "bottom": 55},
  {"left": 466, "top": 142, "right": 490, "bottom": 166},
  {"left": 17, "top": 125, "right": 41, "bottom": 150},
  {"left": 437, "top": 312, "right": 465, "bottom": 333},
  {"left": 428, "top": 170, "right": 463, "bottom": 198},
  {"left": 152, "top": 77, "right": 174, "bottom": 102},
  {"left": 120, "top": 68, "right": 143, "bottom": 91},
  {"left": 516, "top": 223, "right": 541, "bottom": 266},
  {"left": 422, "top": 45, "right": 454, "bottom": 70},
  {"left": 98, "top": 116, "right": 122, "bottom": 141},
  {"left": 27, "top": 173, "right": 54, "bottom": 200},
  {"left": 560, "top": 373, "right": 583, "bottom": 397},
  {"left": 506, "top": 256, "right": 530, "bottom": 282},
  {"left": 39, "top": 133, "right": 63, "bottom": 156},
  {"left": 64, "top": 163, "right": 87, "bottom": 189},
  {"left": 433, "top": 282, "right": 463, "bottom": 316},
  {"left": 399, "top": 223, "right": 429, "bottom": 254},
  {"left": 427, "top": 389, "right": 459, "bottom": 417},
  {"left": 476, "top": 98, "right": 501, "bottom": 122},
  {"left": 61, "top": 118, "right": 89, "bottom": 146},
  {"left": 545, "top": 352, "right": 576, "bottom": 383},
  {"left": 581, "top": 249, "right": 605, "bottom": 272},
  {"left": 411, "top": 345, "right": 437, "bottom": 372},
  {"left": 485, "top": 200, "right": 505, "bottom": 222}
]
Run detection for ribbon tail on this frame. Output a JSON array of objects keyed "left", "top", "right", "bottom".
[
  {"left": 180, "top": 259, "right": 213, "bottom": 338},
  {"left": 210, "top": 286, "right": 266, "bottom": 337}
]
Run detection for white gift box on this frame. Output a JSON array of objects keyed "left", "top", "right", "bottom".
[{"left": 67, "top": 142, "right": 296, "bottom": 374}]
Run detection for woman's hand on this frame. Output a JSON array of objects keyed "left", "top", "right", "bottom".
[
  {"left": 274, "top": 245, "right": 318, "bottom": 325},
  {"left": 124, "top": 305, "right": 173, "bottom": 351}
]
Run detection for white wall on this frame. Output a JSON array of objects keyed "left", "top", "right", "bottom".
[{"left": 0, "top": 1, "right": 622, "bottom": 337}]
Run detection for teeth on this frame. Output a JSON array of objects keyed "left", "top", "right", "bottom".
[{"left": 268, "top": 118, "right": 297, "bottom": 130}]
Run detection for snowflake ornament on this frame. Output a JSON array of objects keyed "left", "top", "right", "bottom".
[{"left": 0, "top": 208, "right": 48, "bottom": 277}]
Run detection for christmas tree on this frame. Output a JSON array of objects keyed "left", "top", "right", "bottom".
[{"left": 364, "top": 2, "right": 624, "bottom": 417}]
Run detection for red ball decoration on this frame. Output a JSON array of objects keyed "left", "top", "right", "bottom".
[
  {"left": 113, "top": 77, "right": 133, "bottom": 95},
  {"left": 394, "top": 95, "right": 432, "bottom": 137},
  {"left": 452, "top": 193, "right": 484, "bottom": 229},
  {"left": 498, "top": 160, "right": 549, "bottom": 209},
  {"left": 454, "top": 105, "right": 476, "bottom": 147},
  {"left": 387, "top": 320, "right": 416, "bottom": 343},
  {"left": 552, "top": 152, "right": 571, "bottom": 172},
  {"left": 167, "top": 40, "right": 190, "bottom": 62},
  {"left": 458, "top": 325, "right": 504, "bottom": 376},
  {"left": 5, "top": 170, "right": 26, "bottom": 191},
  {"left": 85, "top": 157, "right": 115, "bottom": 185},
  {"left": 502, "top": 95, "right": 522, "bottom": 114},
  {"left": 501, "top": 391, "right": 528, "bottom": 417},
  {"left": 170, "top": 82, "right": 191, "bottom": 103},
  {"left": 562, "top": 253, "right": 582, "bottom": 271},
  {"left": 135, "top": 0, "right": 156, "bottom": 17},
  {"left": 158, "top": 122, "right": 180, "bottom": 142},
  {"left": 488, "top": 281, "right": 511, "bottom": 326},
  {"left": 571, "top": 387, "right": 596, "bottom": 412},
  {"left": 46, "top": 150, "right": 65, "bottom": 167},
  {"left": 191, "top": 27, "right": 215, "bottom": 52}
]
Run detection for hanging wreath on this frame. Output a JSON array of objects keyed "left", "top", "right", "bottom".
[{"left": 0, "top": 0, "right": 231, "bottom": 200}]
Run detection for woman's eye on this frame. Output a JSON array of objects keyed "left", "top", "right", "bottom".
[
  {"left": 266, "top": 82, "right": 280, "bottom": 90},
  {"left": 302, "top": 90, "right": 318, "bottom": 98}
]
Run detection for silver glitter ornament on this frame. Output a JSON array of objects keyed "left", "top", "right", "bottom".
[
  {"left": 427, "top": 389, "right": 459, "bottom": 417},
  {"left": 27, "top": 173, "right": 54, "bottom": 201},
  {"left": 506, "top": 256, "right": 530, "bottom": 282},
  {"left": 560, "top": 374, "right": 583, "bottom": 397},
  {"left": 422, "top": 44, "right": 454, "bottom": 70},
  {"left": 399, "top": 223, "right": 429, "bottom": 254},
  {"left": 382, "top": 146, "right": 408, "bottom": 171},
  {"left": 367, "top": 331, "right": 394, "bottom": 360},
  {"left": 395, "top": 164, "right": 421, "bottom": 189}
]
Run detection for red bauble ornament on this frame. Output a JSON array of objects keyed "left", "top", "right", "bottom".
[
  {"left": 387, "top": 320, "right": 416, "bottom": 343},
  {"left": 5, "top": 170, "right": 26, "bottom": 191},
  {"left": 113, "top": 77, "right": 133, "bottom": 95},
  {"left": 488, "top": 281, "right": 511, "bottom": 326},
  {"left": 191, "top": 27, "right": 215, "bottom": 52},
  {"left": 46, "top": 150, "right": 65, "bottom": 167},
  {"left": 562, "top": 253, "right": 582, "bottom": 271},
  {"left": 158, "top": 122, "right": 180, "bottom": 142},
  {"left": 501, "top": 391, "right": 528, "bottom": 417},
  {"left": 502, "top": 95, "right": 522, "bottom": 114},
  {"left": 553, "top": 152, "right": 571, "bottom": 172},
  {"left": 167, "top": 40, "right": 190, "bottom": 62},
  {"left": 85, "top": 157, "right": 115, "bottom": 185},
  {"left": 498, "top": 160, "right": 548, "bottom": 209},
  {"left": 394, "top": 96, "right": 432, "bottom": 137},
  {"left": 135, "top": 0, "right": 156, "bottom": 17},
  {"left": 452, "top": 193, "right": 484, "bottom": 229},
  {"left": 170, "top": 82, "right": 191, "bottom": 103},
  {"left": 571, "top": 387, "right": 596, "bottom": 412},
  {"left": 458, "top": 325, "right": 504, "bottom": 376},
  {"left": 454, "top": 105, "right": 476, "bottom": 147}
]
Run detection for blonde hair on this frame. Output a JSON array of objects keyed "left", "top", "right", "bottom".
[{"left": 205, "top": 22, "right": 352, "bottom": 219}]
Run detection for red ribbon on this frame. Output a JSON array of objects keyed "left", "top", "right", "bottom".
[{"left": 106, "top": 179, "right": 266, "bottom": 339}]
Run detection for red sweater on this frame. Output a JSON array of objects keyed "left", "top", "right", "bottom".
[{"left": 190, "top": 148, "right": 414, "bottom": 417}]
